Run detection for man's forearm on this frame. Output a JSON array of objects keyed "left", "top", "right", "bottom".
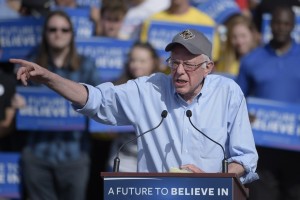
[{"left": 46, "top": 72, "right": 88, "bottom": 107}]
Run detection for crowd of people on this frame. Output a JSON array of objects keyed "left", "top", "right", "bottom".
[{"left": 1, "top": 0, "right": 300, "bottom": 200}]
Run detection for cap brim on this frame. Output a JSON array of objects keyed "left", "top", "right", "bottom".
[
  {"left": 165, "top": 42, "right": 205, "bottom": 55},
  {"left": 165, "top": 42, "right": 178, "bottom": 52}
]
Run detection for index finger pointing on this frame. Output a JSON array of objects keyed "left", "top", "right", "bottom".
[{"left": 9, "top": 58, "right": 33, "bottom": 66}]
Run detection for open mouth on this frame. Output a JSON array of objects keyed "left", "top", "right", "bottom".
[
  {"left": 176, "top": 79, "right": 188, "bottom": 83},
  {"left": 175, "top": 79, "right": 188, "bottom": 86}
]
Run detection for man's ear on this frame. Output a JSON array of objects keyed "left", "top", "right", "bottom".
[{"left": 205, "top": 61, "right": 214, "bottom": 74}]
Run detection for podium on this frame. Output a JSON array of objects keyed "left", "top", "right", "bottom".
[{"left": 101, "top": 172, "right": 249, "bottom": 200}]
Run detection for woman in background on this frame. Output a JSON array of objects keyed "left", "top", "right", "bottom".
[
  {"left": 107, "top": 41, "right": 160, "bottom": 172},
  {"left": 216, "top": 14, "right": 260, "bottom": 77},
  {"left": 21, "top": 10, "right": 100, "bottom": 200}
]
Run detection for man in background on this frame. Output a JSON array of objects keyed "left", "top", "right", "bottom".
[{"left": 236, "top": 5, "right": 300, "bottom": 200}]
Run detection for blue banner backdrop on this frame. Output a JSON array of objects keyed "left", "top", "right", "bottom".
[
  {"left": 0, "top": 153, "right": 21, "bottom": 198},
  {"left": 0, "top": 17, "right": 43, "bottom": 61},
  {"left": 57, "top": 7, "right": 95, "bottom": 38},
  {"left": 76, "top": 37, "right": 134, "bottom": 82},
  {"left": 16, "top": 86, "right": 134, "bottom": 133},
  {"left": 16, "top": 87, "right": 86, "bottom": 131},
  {"left": 247, "top": 97, "right": 300, "bottom": 152},
  {"left": 146, "top": 21, "right": 214, "bottom": 62},
  {"left": 75, "top": 0, "right": 102, "bottom": 7},
  {"left": 197, "top": 0, "right": 240, "bottom": 24}
]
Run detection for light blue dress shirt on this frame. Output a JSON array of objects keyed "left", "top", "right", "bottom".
[{"left": 76, "top": 73, "right": 258, "bottom": 184}]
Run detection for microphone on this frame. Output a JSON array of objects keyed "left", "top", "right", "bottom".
[
  {"left": 113, "top": 110, "right": 168, "bottom": 172},
  {"left": 186, "top": 110, "right": 228, "bottom": 173}
]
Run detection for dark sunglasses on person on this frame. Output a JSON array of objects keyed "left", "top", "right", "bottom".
[{"left": 47, "top": 27, "right": 71, "bottom": 33}]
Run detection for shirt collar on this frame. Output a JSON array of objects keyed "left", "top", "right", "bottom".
[
  {"left": 266, "top": 39, "right": 297, "bottom": 56},
  {"left": 171, "top": 76, "right": 211, "bottom": 103}
]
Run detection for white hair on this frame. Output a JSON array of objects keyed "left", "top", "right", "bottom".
[{"left": 200, "top": 54, "right": 211, "bottom": 69}]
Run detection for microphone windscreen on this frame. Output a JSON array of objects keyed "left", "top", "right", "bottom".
[
  {"left": 186, "top": 110, "right": 192, "bottom": 117},
  {"left": 161, "top": 110, "right": 168, "bottom": 118}
]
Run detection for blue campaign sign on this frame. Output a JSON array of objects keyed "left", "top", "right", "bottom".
[
  {"left": 0, "top": 17, "right": 43, "bottom": 61},
  {"left": 0, "top": 153, "right": 21, "bottom": 198},
  {"left": 103, "top": 176, "right": 232, "bottom": 200},
  {"left": 146, "top": 21, "right": 214, "bottom": 62},
  {"left": 16, "top": 87, "right": 86, "bottom": 131},
  {"left": 190, "top": 0, "right": 209, "bottom": 7},
  {"left": 76, "top": 0, "right": 101, "bottom": 7},
  {"left": 247, "top": 97, "right": 300, "bottom": 152},
  {"left": 0, "top": 12, "right": 94, "bottom": 61},
  {"left": 76, "top": 37, "right": 134, "bottom": 82},
  {"left": 261, "top": 13, "right": 300, "bottom": 44},
  {"left": 58, "top": 7, "right": 95, "bottom": 38},
  {"left": 89, "top": 119, "right": 134, "bottom": 133},
  {"left": 197, "top": 0, "right": 240, "bottom": 24}
]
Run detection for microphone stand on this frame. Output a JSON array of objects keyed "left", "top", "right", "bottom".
[
  {"left": 113, "top": 110, "right": 168, "bottom": 172},
  {"left": 186, "top": 110, "right": 228, "bottom": 173}
]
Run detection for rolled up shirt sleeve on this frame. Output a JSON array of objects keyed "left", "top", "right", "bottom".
[{"left": 227, "top": 97, "right": 259, "bottom": 184}]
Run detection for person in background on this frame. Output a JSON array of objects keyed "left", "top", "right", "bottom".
[
  {"left": 53, "top": 0, "right": 102, "bottom": 35},
  {"left": 11, "top": 29, "right": 258, "bottom": 185},
  {"left": 20, "top": 10, "right": 100, "bottom": 200},
  {"left": 19, "top": 0, "right": 51, "bottom": 16},
  {"left": 216, "top": 14, "right": 260, "bottom": 77},
  {"left": 0, "top": 0, "right": 22, "bottom": 19},
  {"left": 54, "top": 0, "right": 76, "bottom": 7},
  {"left": 233, "top": 0, "right": 252, "bottom": 17},
  {"left": 107, "top": 41, "right": 160, "bottom": 172},
  {"left": 94, "top": 0, "right": 127, "bottom": 38},
  {"left": 140, "top": 0, "right": 221, "bottom": 64},
  {"left": 85, "top": 1, "right": 128, "bottom": 198},
  {"left": 250, "top": 0, "right": 300, "bottom": 33},
  {"left": 236, "top": 5, "right": 300, "bottom": 200},
  {"left": 117, "top": 0, "right": 170, "bottom": 40},
  {"left": 0, "top": 64, "right": 17, "bottom": 146},
  {"left": 0, "top": 60, "right": 26, "bottom": 151}
]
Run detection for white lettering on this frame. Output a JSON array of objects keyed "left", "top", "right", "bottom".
[
  {"left": 19, "top": 97, "right": 67, "bottom": 117},
  {"left": 108, "top": 187, "right": 114, "bottom": 195},
  {"left": 113, "top": 187, "right": 153, "bottom": 196},
  {"left": 0, "top": 174, "right": 4, "bottom": 184},
  {"left": 218, "top": 188, "right": 229, "bottom": 196},
  {"left": 171, "top": 187, "right": 214, "bottom": 196}
]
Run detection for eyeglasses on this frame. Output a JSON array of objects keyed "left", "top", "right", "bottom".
[
  {"left": 47, "top": 27, "right": 71, "bottom": 33},
  {"left": 166, "top": 57, "right": 208, "bottom": 72}
]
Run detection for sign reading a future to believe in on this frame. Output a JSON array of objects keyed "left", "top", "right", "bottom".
[{"left": 103, "top": 176, "right": 233, "bottom": 200}]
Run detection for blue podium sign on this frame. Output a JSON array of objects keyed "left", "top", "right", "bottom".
[
  {"left": 0, "top": 153, "right": 21, "bottom": 198},
  {"left": 247, "top": 97, "right": 300, "bottom": 152},
  {"left": 101, "top": 173, "right": 248, "bottom": 200},
  {"left": 16, "top": 87, "right": 86, "bottom": 131}
]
